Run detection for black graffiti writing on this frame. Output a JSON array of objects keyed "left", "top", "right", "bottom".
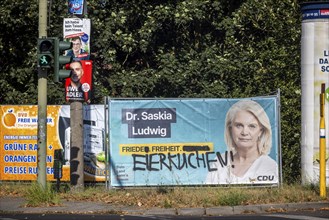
[{"left": 132, "top": 151, "right": 234, "bottom": 172}]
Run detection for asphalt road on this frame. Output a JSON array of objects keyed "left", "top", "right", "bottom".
[{"left": 1, "top": 209, "right": 329, "bottom": 220}]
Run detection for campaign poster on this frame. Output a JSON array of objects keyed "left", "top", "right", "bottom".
[
  {"left": 0, "top": 105, "right": 68, "bottom": 181},
  {"left": 68, "top": 0, "right": 85, "bottom": 15},
  {"left": 108, "top": 97, "right": 280, "bottom": 187},
  {"left": 63, "top": 18, "right": 91, "bottom": 61},
  {"left": 65, "top": 60, "right": 92, "bottom": 103},
  {"left": 58, "top": 105, "right": 106, "bottom": 182},
  {"left": 0, "top": 105, "right": 105, "bottom": 182}
]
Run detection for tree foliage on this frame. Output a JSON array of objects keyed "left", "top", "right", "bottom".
[{"left": 0, "top": 0, "right": 314, "bottom": 183}]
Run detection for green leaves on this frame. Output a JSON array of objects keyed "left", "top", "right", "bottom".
[{"left": 1, "top": 0, "right": 304, "bottom": 183}]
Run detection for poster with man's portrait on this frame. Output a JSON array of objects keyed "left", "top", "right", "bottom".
[
  {"left": 65, "top": 60, "right": 92, "bottom": 103},
  {"left": 63, "top": 18, "right": 91, "bottom": 61}
]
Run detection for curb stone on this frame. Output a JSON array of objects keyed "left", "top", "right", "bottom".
[
  {"left": 260, "top": 203, "right": 288, "bottom": 213},
  {"left": 0, "top": 197, "right": 328, "bottom": 216},
  {"left": 205, "top": 206, "right": 233, "bottom": 216},
  {"left": 286, "top": 201, "right": 328, "bottom": 211},
  {"left": 233, "top": 205, "right": 262, "bottom": 214},
  {"left": 177, "top": 207, "right": 205, "bottom": 216},
  {"left": 144, "top": 207, "right": 177, "bottom": 215}
]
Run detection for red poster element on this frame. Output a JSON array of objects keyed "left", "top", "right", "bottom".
[{"left": 65, "top": 60, "right": 92, "bottom": 103}]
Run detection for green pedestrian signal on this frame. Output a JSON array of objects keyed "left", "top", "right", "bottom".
[
  {"left": 37, "top": 38, "right": 54, "bottom": 68},
  {"left": 39, "top": 55, "right": 51, "bottom": 66}
]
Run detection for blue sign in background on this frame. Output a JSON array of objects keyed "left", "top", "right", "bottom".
[{"left": 301, "top": 2, "right": 329, "bottom": 20}]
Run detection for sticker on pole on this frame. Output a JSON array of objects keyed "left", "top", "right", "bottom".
[{"left": 68, "top": 0, "right": 84, "bottom": 15}]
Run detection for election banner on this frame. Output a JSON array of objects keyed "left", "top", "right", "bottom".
[
  {"left": 65, "top": 60, "right": 93, "bottom": 103},
  {"left": 108, "top": 97, "right": 280, "bottom": 186},
  {"left": 63, "top": 18, "right": 91, "bottom": 61},
  {"left": 0, "top": 105, "right": 105, "bottom": 182}
]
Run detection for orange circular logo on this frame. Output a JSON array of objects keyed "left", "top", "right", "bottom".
[{"left": 3, "top": 110, "right": 16, "bottom": 127}]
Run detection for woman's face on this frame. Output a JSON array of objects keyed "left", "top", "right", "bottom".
[{"left": 231, "top": 110, "right": 262, "bottom": 150}]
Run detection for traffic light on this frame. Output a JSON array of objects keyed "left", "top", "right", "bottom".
[
  {"left": 54, "top": 38, "right": 73, "bottom": 82},
  {"left": 37, "top": 38, "right": 54, "bottom": 69}
]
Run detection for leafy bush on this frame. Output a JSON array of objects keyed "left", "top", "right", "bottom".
[{"left": 0, "top": 0, "right": 315, "bottom": 183}]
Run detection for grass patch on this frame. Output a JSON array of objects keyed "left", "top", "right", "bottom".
[
  {"left": 216, "top": 189, "right": 249, "bottom": 206},
  {"left": 1, "top": 182, "right": 328, "bottom": 208},
  {"left": 0, "top": 183, "right": 26, "bottom": 197},
  {"left": 24, "top": 182, "right": 61, "bottom": 207}
]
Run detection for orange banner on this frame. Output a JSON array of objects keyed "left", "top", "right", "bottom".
[{"left": 0, "top": 105, "right": 70, "bottom": 181}]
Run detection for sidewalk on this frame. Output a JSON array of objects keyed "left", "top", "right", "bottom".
[{"left": 1, "top": 196, "right": 328, "bottom": 216}]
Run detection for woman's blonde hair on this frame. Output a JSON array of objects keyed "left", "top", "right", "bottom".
[{"left": 224, "top": 100, "right": 272, "bottom": 155}]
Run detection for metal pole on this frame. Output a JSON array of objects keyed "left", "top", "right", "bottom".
[
  {"left": 277, "top": 88, "right": 283, "bottom": 187},
  {"left": 104, "top": 96, "right": 111, "bottom": 189},
  {"left": 37, "top": 0, "right": 48, "bottom": 189},
  {"left": 320, "top": 83, "right": 326, "bottom": 197}
]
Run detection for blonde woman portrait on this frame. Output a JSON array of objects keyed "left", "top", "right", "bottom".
[{"left": 206, "top": 100, "right": 278, "bottom": 184}]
